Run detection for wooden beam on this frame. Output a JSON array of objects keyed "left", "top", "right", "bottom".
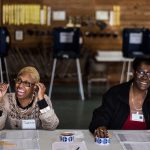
[{"left": 0, "top": 0, "right": 2, "bottom": 26}]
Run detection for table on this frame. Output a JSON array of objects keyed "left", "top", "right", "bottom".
[
  {"left": 39, "top": 130, "right": 150, "bottom": 150},
  {"left": 39, "top": 129, "right": 123, "bottom": 150},
  {"left": 1, "top": 129, "right": 150, "bottom": 149},
  {"left": 95, "top": 51, "right": 133, "bottom": 83}
]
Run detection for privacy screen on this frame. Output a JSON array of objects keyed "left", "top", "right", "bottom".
[{"left": 52, "top": 27, "right": 81, "bottom": 59}]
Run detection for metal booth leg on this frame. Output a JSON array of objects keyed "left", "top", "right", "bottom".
[
  {"left": 48, "top": 58, "right": 57, "bottom": 99},
  {"left": 0, "top": 57, "right": 11, "bottom": 92},
  {"left": 120, "top": 61, "right": 126, "bottom": 83},
  {"left": 4, "top": 58, "right": 11, "bottom": 92},
  {"left": 0, "top": 58, "right": 3, "bottom": 83},
  {"left": 76, "top": 58, "right": 85, "bottom": 101},
  {"left": 49, "top": 58, "right": 85, "bottom": 101},
  {"left": 127, "top": 61, "right": 132, "bottom": 82}
]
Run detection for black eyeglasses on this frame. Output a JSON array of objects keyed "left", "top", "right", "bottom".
[
  {"left": 136, "top": 70, "right": 150, "bottom": 79},
  {"left": 14, "top": 78, "right": 35, "bottom": 87}
]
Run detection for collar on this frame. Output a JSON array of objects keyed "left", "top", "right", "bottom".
[
  {"left": 16, "top": 98, "right": 34, "bottom": 109},
  {"left": 117, "top": 80, "right": 132, "bottom": 105},
  {"left": 117, "top": 79, "right": 150, "bottom": 104}
]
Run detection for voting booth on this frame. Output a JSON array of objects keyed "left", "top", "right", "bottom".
[
  {"left": 142, "top": 29, "right": 150, "bottom": 55},
  {"left": 122, "top": 28, "right": 145, "bottom": 58},
  {"left": 0, "top": 27, "right": 10, "bottom": 91},
  {"left": 48, "top": 27, "right": 85, "bottom": 100},
  {"left": 0, "top": 27, "right": 10, "bottom": 57},
  {"left": 52, "top": 27, "right": 81, "bottom": 59},
  {"left": 122, "top": 28, "right": 150, "bottom": 58}
]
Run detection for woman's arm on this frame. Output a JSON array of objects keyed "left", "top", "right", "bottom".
[
  {"left": 38, "top": 95, "right": 59, "bottom": 130},
  {"left": 89, "top": 88, "right": 117, "bottom": 134},
  {"left": 0, "top": 107, "right": 7, "bottom": 130}
]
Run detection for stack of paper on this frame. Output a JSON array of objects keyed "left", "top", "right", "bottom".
[
  {"left": 114, "top": 132, "right": 150, "bottom": 150},
  {"left": 0, "top": 130, "right": 40, "bottom": 150},
  {"left": 52, "top": 141, "right": 88, "bottom": 150}
]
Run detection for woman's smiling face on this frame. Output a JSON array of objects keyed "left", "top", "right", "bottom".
[
  {"left": 134, "top": 63, "right": 150, "bottom": 91},
  {"left": 15, "top": 73, "right": 35, "bottom": 100}
]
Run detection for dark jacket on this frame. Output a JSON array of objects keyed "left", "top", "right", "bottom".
[{"left": 89, "top": 80, "right": 150, "bottom": 134}]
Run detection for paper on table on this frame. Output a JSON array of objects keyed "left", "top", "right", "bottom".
[
  {"left": 0, "top": 130, "right": 39, "bottom": 139},
  {"left": 52, "top": 141, "right": 88, "bottom": 150},
  {"left": 121, "top": 142, "right": 150, "bottom": 150},
  {"left": 0, "top": 130, "right": 40, "bottom": 150},
  {"left": 114, "top": 132, "right": 150, "bottom": 150},
  {"left": 0, "top": 139, "right": 40, "bottom": 150},
  {"left": 114, "top": 132, "right": 150, "bottom": 142},
  {"left": 73, "top": 131, "right": 84, "bottom": 139}
]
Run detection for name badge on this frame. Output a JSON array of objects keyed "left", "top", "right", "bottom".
[
  {"left": 22, "top": 119, "right": 36, "bottom": 129},
  {"left": 131, "top": 113, "right": 144, "bottom": 122}
]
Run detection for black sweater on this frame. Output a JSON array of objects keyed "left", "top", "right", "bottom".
[{"left": 89, "top": 80, "right": 150, "bottom": 134}]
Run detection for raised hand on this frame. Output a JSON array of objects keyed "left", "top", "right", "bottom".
[
  {"left": 34, "top": 82, "right": 46, "bottom": 100},
  {"left": 0, "top": 83, "right": 9, "bottom": 99}
]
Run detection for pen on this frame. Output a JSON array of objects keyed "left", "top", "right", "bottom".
[
  {"left": 76, "top": 147, "right": 80, "bottom": 150},
  {"left": 0, "top": 141, "right": 16, "bottom": 147}
]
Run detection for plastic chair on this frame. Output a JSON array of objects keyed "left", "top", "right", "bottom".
[{"left": 87, "top": 57, "right": 109, "bottom": 98}]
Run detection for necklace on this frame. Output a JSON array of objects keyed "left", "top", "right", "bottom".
[
  {"left": 17, "top": 98, "right": 33, "bottom": 109},
  {"left": 131, "top": 98, "right": 142, "bottom": 111},
  {"left": 16, "top": 97, "right": 34, "bottom": 115},
  {"left": 131, "top": 83, "right": 147, "bottom": 111}
]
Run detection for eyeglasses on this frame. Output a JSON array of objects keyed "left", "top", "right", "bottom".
[
  {"left": 136, "top": 70, "right": 150, "bottom": 79},
  {"left": 14, "top": 78, "right": 34, "bottom": 87}
]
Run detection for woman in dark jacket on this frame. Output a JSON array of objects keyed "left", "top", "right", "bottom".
[{"left": 89, "top": 57, "right": 150, "bottom": 138}]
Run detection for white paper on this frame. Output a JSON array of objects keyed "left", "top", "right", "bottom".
[
  {"left": 114, "top": 132, "right": 150, "bottom": 150},
  {"left": 95, "top": 10, "right": 109, "bottom": 20},
  {"left": 52, "top": 141, "right": 87, "bottom": 150},
  {"left": 40, "top": 9, "right": 45, "bottom": 25},
  {"left": 121, "top": 142, "right": 150, "bottom": 150},
  {"left": 0, "top": 130, "right": 39, "bottom": 150},
  {"left": 115, "top": 132, "right": 150, "bottom": 142},
  {"left": 0, "top": 130, "right": 39, "bottom": 139},
  {"left": 0, "top": 139, "right": 40, "bottom": 150},
  {"left": 47, "top": 6, "right": 51, "bottom": 26},
  {"left": 109, "top": 11, "right": 115, "bottom": 26},
  {"left": 15, "top": 30, "right": 23, "bottom": 41},
  {"left": 60, "top": 32, "right": 73, "bottom": 43},
  {"left": 53, "top": 11, "right": 66, "bottom": 21},
  {"left": 129, "top": 33, "right": 143, "bottom": 44}
]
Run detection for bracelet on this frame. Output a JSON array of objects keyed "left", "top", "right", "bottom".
[
  {"left": 0, "top": 110, "right": 2, "bottom": 116},
  {"left": 100, "top": 129, "right": 104, "bottom": 132},
  {"left": 40, "top": 106, "right": 50, "bottom": 114}
]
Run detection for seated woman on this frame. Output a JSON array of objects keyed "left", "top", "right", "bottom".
[
  {"left": 89, "top": 57, "right": 150, "bottom": 138},
  {"left": 0, "top": 66, "right": 59, "bottom": 130}
]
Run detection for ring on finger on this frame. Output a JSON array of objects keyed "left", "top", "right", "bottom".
[{"left": 100, "top": 129, "right": 104, "bottom": 132}]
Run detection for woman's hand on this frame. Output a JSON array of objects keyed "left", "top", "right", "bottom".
[
  {"left": 94, "top": 126, "right": 109, "bottom": 138},
  {"left": 0, "top": 83, "right": 9, "bottom": 100},
  {"left": 34, "top": 82, "right": 46, "bottom": 100}
]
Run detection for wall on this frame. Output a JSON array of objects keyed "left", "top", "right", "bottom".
[{"left": 0, "top": 0, "right": 149, "bottom": 84}]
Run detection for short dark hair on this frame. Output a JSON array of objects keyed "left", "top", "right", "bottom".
[{"left": 132, "top": 57, "right": 150, "bottom": 71}]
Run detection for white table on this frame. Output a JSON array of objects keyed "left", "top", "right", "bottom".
[
  {"left": 95, "top": 51, "right": 133, "bottom": 83},
  {"left": 39, "top": 130, "right": 150, "bottom": 150},
  {"left": 39, "top": 129, "right": 122, "bottom": 150},
  {"left": 1, "top": 129, "right": 150, "bottom": 149}
]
